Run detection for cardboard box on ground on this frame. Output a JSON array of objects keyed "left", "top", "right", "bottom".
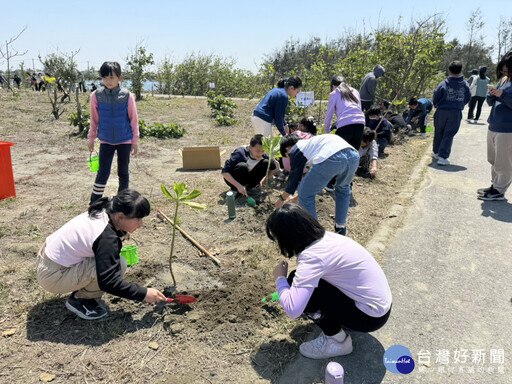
[{"left": 180, "top": 146, "right": 226, "bottom": 170}]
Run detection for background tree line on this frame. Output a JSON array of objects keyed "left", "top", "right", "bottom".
[{"left": 4, "top": 10, "right": 511, "bottom": 113}]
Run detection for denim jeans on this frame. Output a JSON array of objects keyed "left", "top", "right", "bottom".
[
  {"left": 298, "top": 148, "right": 359, "bottom": 224},
  {"left": 433, "top": 109, "right": 462, "bottom": 159}
]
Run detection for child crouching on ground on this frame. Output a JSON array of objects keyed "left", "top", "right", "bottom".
[
  {"left": 367, "top": 107, "right": 392, "bottom": 157},
  {"left": 36, "top": 189, "right": 167, "bottom": 320},
  {"left": 222, "top": 134, "right": 278, "bottom": 196},
  {"left": 357, "top": 129, "right": 378, "bottom": 178},
  {"left": 279, "top": 119, "right": 316, "bottom": 179},
  {"left": 267, "top": 204, "right": 392, "bottom": 359}
]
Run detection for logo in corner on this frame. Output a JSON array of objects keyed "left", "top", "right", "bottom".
[{"left": 383, "top": 345, "right": 415, "bottom": 374}]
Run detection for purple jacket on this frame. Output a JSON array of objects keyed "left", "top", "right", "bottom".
[{"left": 324, "top": 88, "right": 365, "bottom": 133}]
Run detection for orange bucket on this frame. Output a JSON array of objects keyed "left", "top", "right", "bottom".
[{"left": 0, "top": 141, "right": 16, "bottom": 200}]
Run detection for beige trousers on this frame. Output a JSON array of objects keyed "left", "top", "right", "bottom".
[
  {"left": 251, "top": 115, "right": 274, "bottom": 137},
  {"left": 36, "top": 243, "right": 127, "bottom": 299},
  {"left": 487, "top": 130, "right": 512, "bottom": 194}
]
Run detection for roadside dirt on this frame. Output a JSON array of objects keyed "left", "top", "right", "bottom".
[{"left": 0, "top": 91, "right": 429, "bottom": 383}]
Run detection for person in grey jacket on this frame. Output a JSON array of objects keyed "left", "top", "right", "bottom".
[{"left": 359, "top": 65, "right": 385, "bottom": 112}]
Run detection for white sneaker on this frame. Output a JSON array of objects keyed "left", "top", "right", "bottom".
[
  {"left": 437, "top": 157, "right": 450, "bottom": 166},
  {"left": 299, "top": 332, "right": 353, "bottom": 359},
  {"left": 431, "top": 152, "right": 439, "bottom": 160},
  {"left": 324, "top": 184, "right": 335, "bottom": 193}
]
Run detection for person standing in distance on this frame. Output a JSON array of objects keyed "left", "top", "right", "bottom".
[
  {"left": 88, "top": 61, "right": 139, "bottom": 204},
  {"left": 359, "top": 65, "right": 385, "bottom": 113}
]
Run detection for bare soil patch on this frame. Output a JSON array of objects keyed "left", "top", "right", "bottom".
[{"left": 0, "top": 91, "right": 429, "bottom": 383}]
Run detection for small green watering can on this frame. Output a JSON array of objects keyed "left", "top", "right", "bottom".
[
  {"left": 88, "top": 152, "right": 99, "bottom": 172},
  {"left": 120, "top": 245, "right": 139, "bottom": 266}
]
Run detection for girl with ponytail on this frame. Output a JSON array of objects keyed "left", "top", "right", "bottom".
[
  {"left": 36, "top": 189, "right": 167, "bottom": 320},
  {"left": 324, "top": 75, "right": 366, "bottom": 149},
  {"left": 252, "top": 76, "right": 303, "bottom": 137}
]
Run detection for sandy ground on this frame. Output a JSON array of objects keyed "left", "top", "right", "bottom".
[{"left": 0, "top": 90, "right": 429, "bottom": 383}]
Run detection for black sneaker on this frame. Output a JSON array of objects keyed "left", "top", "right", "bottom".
[
  {"left": 335, "top": 225, "right": 347, "bottom": 236},
  {"left": 477, "top": 188, "right": 505, "bottom": 201},
  {"left": 477, "top": 185, "right": 493, "bottom": 196},
  {"left": 65, "top": 291, "right": 107, "bottom": 320}
]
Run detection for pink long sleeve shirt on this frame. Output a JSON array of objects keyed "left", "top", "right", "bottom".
[
  {"left": 276, "top": 232, "right": 392, "bottom": 319},
  {"left": 88, "top": 90, "right": 139, "bottom": 147}
]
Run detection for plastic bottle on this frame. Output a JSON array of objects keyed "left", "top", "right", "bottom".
[
  {"left": 226, "top": 191, "right": 236, "bottom": 219},
  {"left": 325, "top": 362, "right": 344, "bottom": 384}
]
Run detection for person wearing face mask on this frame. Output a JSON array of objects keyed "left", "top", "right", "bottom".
[
  {"left": 367, "top": 107, "right": 392, "bottom": 157},
  {"left": 222, "top": 134, "right": 278, "bottom": 196}
]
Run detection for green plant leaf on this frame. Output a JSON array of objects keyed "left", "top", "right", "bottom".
[
  {"left": 173, "top": 182, "right": 187, "bottom": 199},
  {"left": 181, "top": 189, "right": 202, "bottom": 200},
  {"left": 183, "top": 201, "right": 207, "bottom": 210},
  {"left": 161, "top": 184, "right": 176, "bottom": 200}
]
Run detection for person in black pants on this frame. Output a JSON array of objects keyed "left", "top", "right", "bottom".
[
  {"left": 268, "top": 204, "right": 392, "bottom": 359},
  {"left": 222, "top": 134, "right": 277, "bottom": 196}
]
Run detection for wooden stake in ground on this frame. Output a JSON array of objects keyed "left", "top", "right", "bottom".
[{"left": 157, "top": 209, "right": 221, "bottom": 266}]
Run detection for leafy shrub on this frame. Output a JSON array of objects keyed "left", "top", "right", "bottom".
[
  {"left": 207, "top": 92, "right": 238, "bottom": 126},
  {"left": 139, "top": 119, "right": 186, "bottom": 139},
  {"left": 285, "top": 100, "right": 305, "bottom": 124},
  {"left": 68, "top": 110, "right": 91, "bottom": 138}
]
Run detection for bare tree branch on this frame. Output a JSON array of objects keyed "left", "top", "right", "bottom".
[{"left": 0, "top": 25, "right": 28, "bottom": 89}]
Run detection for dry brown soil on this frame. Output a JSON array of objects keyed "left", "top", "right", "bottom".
[{"left": 0, "top": 90, "right": 429, "bottom": 383}]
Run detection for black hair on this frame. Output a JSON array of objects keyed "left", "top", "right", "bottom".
[
  {"left": 384, "top": 110, "right": 392, "bottom": 117},
  {"left": 331, "top": 75, "right": 358, "bottom": 104},
  {"left": 266, "top": 204, "right": 325, "bottom": 258},
  {"left": 280, "top": 135, "right": 302, "bottom": 157},
  {"left": 99, "top": 61, "right": 122, "bottom": 78},
  {"left": 502, "top": 51, "right": 512, "bottom": 80},
  {"left": 361, "top": 129, "right": 376, "bottom": 143},
  {"left": 367, "top": 107, "right": 382, "bottom": 117},
  {"left": 288, "top": 122, "right": 299, "bottom": 132},
  {"left": 89, "top": 189, "right": 150, "bottom": 219},
  {"left": 496, "top": 59, "right": 505, "bottom": 80},
  {"left": 408, "top": 97, "right": 418, "bottom": 106},
  {"left": 479, "top": 66, "right": 487, "bottom": 79},
  {"left": 299, "top": 117, "right": 317, "bottom": 135},
  {"left": 380, "top": 100, "right": 391, "bottom": 109},
  {"left": 330, "top": 75, "right": 343, "bottom": 88},
  {"left": 277, "top": 76, "right": 303, "bottom": 89},
  {"left": 448, "top": 61, "right": 463, "bottom": 76},
  {"left": 471, "top": 68, "right": 479, "bottom": 75},
  {"left": 249, "top": 134, "right": 264, "bottom": 147}
]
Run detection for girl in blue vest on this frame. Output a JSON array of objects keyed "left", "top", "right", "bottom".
[{"left": 88, "top": 61, "right": 139, "bottom": 204}]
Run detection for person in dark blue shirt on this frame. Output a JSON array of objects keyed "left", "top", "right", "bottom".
[
  {"left": 432, "top": 61, "right": 471, "bottom": 166},
  {"left": 405, "top": 97, "right": 433, "bottom": 136},
  {"left": 367, "top": 107, "right": 392, "bottom": 157},
  {"left": 222, "top": 134, "right": 278, "bottom": 196}
]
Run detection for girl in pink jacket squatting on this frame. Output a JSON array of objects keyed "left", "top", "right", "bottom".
[
  {"left": 267, "top": 204, "right": 392, "bottom": 359},
  {"left": 88, "top": 61, "right": 139, "bottom": 204}
]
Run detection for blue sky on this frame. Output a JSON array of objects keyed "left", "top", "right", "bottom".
[{"left": 0, "top": 1, "right": 508, "bottom": 73}]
